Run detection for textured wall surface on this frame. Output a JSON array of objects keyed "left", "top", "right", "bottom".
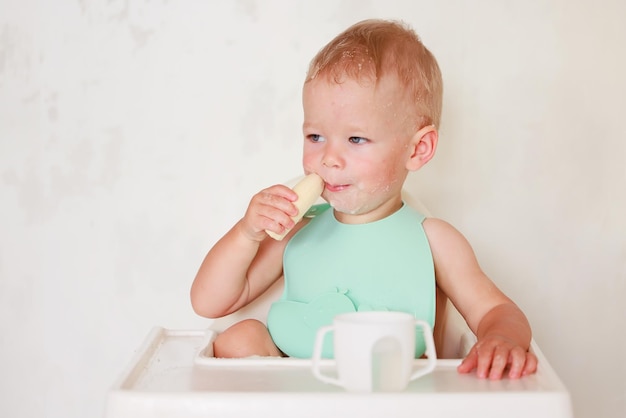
[{"left": 1, "top": 1, "right": 624, "bottom": 418}]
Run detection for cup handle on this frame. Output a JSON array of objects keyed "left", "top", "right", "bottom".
[
  {"left": 311, "top": 325, "right": 341, "bottom": 386},
  {"left": 409, "top": 319, "right": 437, "bottom": 381}
]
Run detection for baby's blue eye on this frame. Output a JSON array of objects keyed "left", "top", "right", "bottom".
[
  {"left": 349, "top": 137, "right": 368, "bottom": 145},
  {"left": 308, "top": 134, "right": 324, "bottom": 143}
]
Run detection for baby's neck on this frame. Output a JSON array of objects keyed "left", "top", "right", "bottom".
[{"left": 334, "top": 196, "right": 404, "bottom": 225}]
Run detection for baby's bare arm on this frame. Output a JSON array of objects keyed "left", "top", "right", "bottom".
[
  {"left": 423, "top": 218, "right": 537, "bottom": 379},
  {"left": 190, "top": 185, "right": 300, "bottom": 318}
]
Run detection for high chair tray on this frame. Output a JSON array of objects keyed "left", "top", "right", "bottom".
[{"left": 105, "top": 327, "right": 573, "bottom": 418}]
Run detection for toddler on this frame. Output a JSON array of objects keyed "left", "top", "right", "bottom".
[{"left": 191, "top": 19, "right": 537, "bottom": 380}]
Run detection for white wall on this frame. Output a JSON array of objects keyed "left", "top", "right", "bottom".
[{"left": 0, "top": 1, "right": 624, "bottom": 417}]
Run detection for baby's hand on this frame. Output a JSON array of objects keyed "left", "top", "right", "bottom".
[
  {"left": 239, "top": 185, "right": 299, "bottom": 242},
  {"left": 457, "top": 335, "right": 538, "bottom": 380}
]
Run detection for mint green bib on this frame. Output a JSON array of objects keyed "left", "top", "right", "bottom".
[{"left": 267, "top": 203, "right": 435, "bottom": 358}]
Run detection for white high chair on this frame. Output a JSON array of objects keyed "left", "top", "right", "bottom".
[{"left": 105, "top": 185, "right": 573, "bottom": 418}]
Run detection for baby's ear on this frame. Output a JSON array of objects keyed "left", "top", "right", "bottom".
[{"left": 406, "top": 125, "right": 438, "bottom": 171}]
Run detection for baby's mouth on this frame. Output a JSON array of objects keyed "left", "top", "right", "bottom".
[{"left": 325, "top": 183, "right": 350, "bottom": 193}]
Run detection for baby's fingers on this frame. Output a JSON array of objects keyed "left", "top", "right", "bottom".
[
  {"left": 474, "top": 343, "right": 498, "bottom": 379},
  {"left": 521, "top": 351, "right": 538, "bottom": 377},
  {"left": 457, "top": 347, "right": 478, "bottom": 374},
  {"left": 241, "top": 186, "right": 299, "bottom": 239},
  {"left": 458, "top": 340, "right": 538, "bottom": 380},
  {"left": 487, "top": 345, "right": 511, "bottom": 380},
  {"left": 458, "top": 342, "right": 497, "bottom": 378},
  {"left": 506, "top": 346, "right": 528, "bottom": 379},
  {"left": 253, "top": 186, "right": 298, "bottom": 214}
]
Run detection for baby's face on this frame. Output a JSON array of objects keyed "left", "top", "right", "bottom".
[{"left": 302, "top": 74, "right": 416, "bottom": 223}]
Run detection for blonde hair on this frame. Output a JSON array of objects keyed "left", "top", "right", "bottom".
[{"left": 306, "top": 19, "right": 443, "bottom": 129}]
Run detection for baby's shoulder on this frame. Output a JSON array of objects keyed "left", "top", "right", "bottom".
[
  {"left": 422, "top": 217, "right": 468, "bottom": 247},
  {"left": 421, "top": 218, "right": 480, "bottom": 275}
]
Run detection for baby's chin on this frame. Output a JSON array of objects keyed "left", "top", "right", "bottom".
[{"left": 327, "top": 198, "right": 374, "bottom": 217}]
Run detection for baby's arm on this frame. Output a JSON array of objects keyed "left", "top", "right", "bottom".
[
  {"left": 190, "top": 184, "right": 301, "bottom": 318},
  {"left": 423, "top": 218, "right": 538, "bottom": 380}
]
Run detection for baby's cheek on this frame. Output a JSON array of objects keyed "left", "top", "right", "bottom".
[
  {"left": 301, "top": 149, "right": 319, "bottom": 171},
  {"left": 363, "top": 174, "right": 400, "bottom": 196}
]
